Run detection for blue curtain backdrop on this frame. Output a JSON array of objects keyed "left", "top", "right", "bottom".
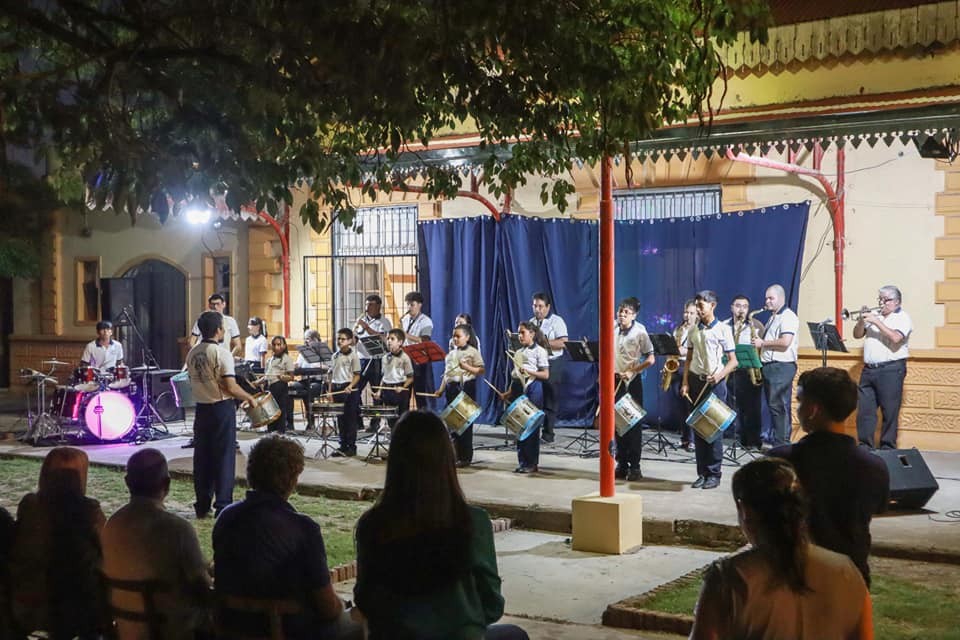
[{"left": 418, "top": 201, "right": 809, "bottom": 426}]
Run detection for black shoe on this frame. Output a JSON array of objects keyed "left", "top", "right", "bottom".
[
  {"left": 514, "top": 465, "right": 538, "bottom": 474},
  {"left": 692, "top": 476, "right": 706, "bottom": 489},
  {"left": 681, "top": 442, "right": 694, "bottom": 452},
  {"left": 194, "top": 503, "right": 210, "bottom": 519},
  {"left": 332, "top": 448, "right": 356, "bottom": 458},
  {"left": 615, "top": 466, "right": 628, "bottom": 480},
  {"left": 702, "top": 476, "right": 721, "bottom": 490},
  {"left": 627, "top": 469, "right": 643, "bottom": 482},
  {"left": 541, "top": 433, "right": 555, "bottom": 444},
  {"left": 182, "top": 437, "right": 195, "bottom": 449}
]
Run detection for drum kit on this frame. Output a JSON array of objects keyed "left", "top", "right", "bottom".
[{"left": 20, "top": 359, "right": 173, "bottom": 444}]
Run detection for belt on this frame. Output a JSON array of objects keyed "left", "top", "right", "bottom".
[{"left": 865, "top": 359, "right": 905, "bottom": 369}]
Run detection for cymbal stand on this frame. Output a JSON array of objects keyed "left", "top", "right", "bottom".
[
  {"left": 117, "top": 306, "right": 168, "bottom": 441},
  {"left": 364, "top": 424, "right": 390, "bottom": 462},
  {"left": 642, "top": 417, "right": 679, "bottom": 457},
  {"left": 21, "top": 369, "right": 63, "bottom": 444}
]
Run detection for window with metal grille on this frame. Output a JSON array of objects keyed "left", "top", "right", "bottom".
[{"left": 614, "top": 185, "right": 722, "bottom": 221}]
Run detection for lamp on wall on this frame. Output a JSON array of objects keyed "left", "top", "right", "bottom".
[{"left": 915, "top": 131, "right": 958, "bottom": 162}]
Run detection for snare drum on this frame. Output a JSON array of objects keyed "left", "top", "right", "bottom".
[
  {"left": 242, "top": 392, "right": 282, "bottom": 428},
  {"left": 361, "top": 405, "right": 399, "bottom": 420},
  {"left": 170, "top": 371, "right": 195, "bottom": 408},
  {"left": 108, "top": 365, "right": 131, "bottom": 390},
  {"left": 82, "top": 390, "right": 136, "bottom": 441},
  {"left": 685, "top": 393, "right": 736, "bottom": 444},
  {"left": 73, "top": 366, "right": 101, "bottom": 392},
  {"left": 440, "top": 392, "right": 482, "bottom": 435},
  {"left": 501, "top": 395, "right": 544, "bottom": 441},
  {"left": 313, "top": 401, "right": 345, "bottom": 418},
  {"left": 614, "top": 394, "right": 647, "bottom": 436}
]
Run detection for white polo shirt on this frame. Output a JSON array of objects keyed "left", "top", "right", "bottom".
[
  {"left": 615, "top": 322, "right": 654, "bottom": 376},
  {"left": 330, "top": 349, "right": 361, "bottom": 385},
  {"left": 863, "top": 308, "right": 912, "bottom": 365},
  {"left": 512, "top": 344, "right": 550, "bottom": 389},
  {"left": 531, "top": 313, "right": 568, "bottom": 359},
  {"left": 81, "top": 339, "right": 124, "bottom": 369},
  {"left": 191, "top": 313, "right": 241, "bottom": 345},
  {"left": 355, "top": 314, "right": 393, "bottom": 358},
  {"left": 185, "top": 341, "right": 235, "bottom": 404},
  {"left": 760, "top": 307, "right": 799, "bottom": 364},
  {"left": 725, "top": 318, "right": 757, "bottom": 347},
  {"left": 403, "top": 313, "right": 434, "bottom": 347},
  {"left": 382, "top": 350, "right": 414, "bottom": 385},
  {"left": 685, "top": 319, "right": 736, "bottom": 378},
  {"left": 244, "top": 334, "right": 268, "bottom": 363}
]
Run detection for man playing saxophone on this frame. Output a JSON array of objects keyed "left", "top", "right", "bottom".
[{"left": 724, "top": 295, "right": 765, "bottom": 450}]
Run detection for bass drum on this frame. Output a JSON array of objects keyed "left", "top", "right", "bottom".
[{"left": 82, "top": 390, "right": 137, "bottom": 441}]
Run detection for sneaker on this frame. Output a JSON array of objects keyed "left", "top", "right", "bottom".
[
  {"left": 702, "top": 477, "right": 721, "bottom": 490},
  {"left": 615, "top": 466, "right": 628, "bottom": 480},
  {"left": 626, "top": 469, "right": 643, "bottom": 482},
  {"left": 680, "top": 442, "right": 694, "bottom": 452},
  {"left": 181, "top": 437, "right": 195, "bottom": 449},
  {"left": 541, "top": 433, "right": 555, "bottom": 444},
  {"left": 691, "top": 476, "right": 706, "bottom": 489},
  {"left": 515, "top": 465, "right": 538, "bottom": 474},
  {"left": 332, "top": 448, "right": 356, "bottom": 458}
]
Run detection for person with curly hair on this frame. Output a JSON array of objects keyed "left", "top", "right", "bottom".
[
  {"left": 213, "top": 435, "right": 361, "bottom": 639},
  {"left": 689, "top": 457, "right": 874, "bottom": 640},
  {"left": 354, "top": 411, "right": 528, "bottom": 640}
]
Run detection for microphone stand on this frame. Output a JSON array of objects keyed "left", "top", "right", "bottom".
[{"left": 118, "top": 306, "right": 168, "bottom": 442}]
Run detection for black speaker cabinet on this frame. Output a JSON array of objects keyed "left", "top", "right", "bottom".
[
  {"left": 874, "top": 448, "right": 939, "bottom": 510},
  {"left": 144, "top": 368, "right": 185, "bottom": 422},
  {"left": 100, "top": 277, "right": 135, "bottom": 325}
]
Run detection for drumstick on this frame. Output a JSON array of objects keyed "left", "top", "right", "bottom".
[
  {"left": 482, "top": 378, "right": 506, "bottom": 396},
  {"left": 692, "top": 381, "right": 713, "bottom": 408},
  {"left": 415, "top": 392, "right": 439, "bottom": 397}
]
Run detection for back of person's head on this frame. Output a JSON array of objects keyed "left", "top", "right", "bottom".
[
  {"left": 732, "top": 458, "right": 809, "bottom": 592},
  {"left": 125, "top": 448, "right": 170, "bottom": 499},
  {"left": 38, "top": 447, "right": 90, "bottom": 496},
  {"left": 376, "top": 411, "right": 469, "bottom": 536},
  {"left": 797, "top": 367, "right": 857, "bottom": 424},
  {"left": 197, "top": 310, "right": 222, "bottom": 340},
  {"left": 247, "top": 434, "right": 305, "bottom": 498}
]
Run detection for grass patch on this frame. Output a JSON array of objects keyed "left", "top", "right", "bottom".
[
  {"left": 0, "top": 456, "right": 369, "bottom": 567},
  {"left": 630, "top": 561, "right": 960, "bottom": 640}
]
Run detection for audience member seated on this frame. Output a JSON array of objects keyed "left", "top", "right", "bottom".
[
  {"left": 768, "top": 366, "right": 890, "bottom": 585},
  {"left": 689, "top": 458, "right": 873, "bottom": 640},
  {"left": 0, "top": 506, "right": 14, "bottom": 639},
  {"left": 101, "top": 448, "right": 212, "bottom": 639},
  {"left": 213, "top": 434, "right": 362, "bottom": 639},
  {"left": 8, "top": 447, "right": 108, "bottom": 639},
  {"left": 354, "top": 410, "right": 529, "bottom": 640}
]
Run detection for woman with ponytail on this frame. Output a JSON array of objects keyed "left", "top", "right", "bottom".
[{"left": 690, "top": 457, "right": 874, "bottom": 640}]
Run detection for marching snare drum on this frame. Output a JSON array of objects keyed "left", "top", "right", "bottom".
[
  {"left": 170, "top": 371, "right": 195, "bottom": 408},
  {"left": 107, "top": 365, "right": 131, "bottom": 390},
  {"left": 82, "top": 390, "right": 136, "bottom": 441},
  {"left": 614, "top": 394, "right": 647, "bottom": 437},
  {"left": 440, "top": 391, "right": 482, "bottom": 435},
  {"left": 242, "top": 392, "right": 282, "bottom": 428},
  {"left": 501, "top": 395, "right": 544, "bottom": 442},
  {"left": 685, "top": 393, "right": 736, "bottom": 444}
]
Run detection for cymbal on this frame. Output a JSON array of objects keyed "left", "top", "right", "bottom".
[{"left": 42, "top": 359, "right": 70, "bottom": 366}]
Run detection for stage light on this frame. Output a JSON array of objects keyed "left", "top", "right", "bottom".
[{"left": 185, "top": 205, "right": 212, "bottom": 225}]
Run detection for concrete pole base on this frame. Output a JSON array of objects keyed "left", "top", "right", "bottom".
[{"left": 571, "top": 492, "right": 643, "bottom": 554}]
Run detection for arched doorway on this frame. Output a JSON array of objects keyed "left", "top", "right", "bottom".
[{"left": 121, "top": 259, "right": 187, "bottom": 370}]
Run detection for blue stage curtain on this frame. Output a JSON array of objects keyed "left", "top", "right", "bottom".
[{"left": 418, "top": 202, "right": 810, "bottom": 428}]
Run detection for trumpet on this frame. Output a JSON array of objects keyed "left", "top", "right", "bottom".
[{"left": 841, "top": 306, "right": 881, "bottom": 320}]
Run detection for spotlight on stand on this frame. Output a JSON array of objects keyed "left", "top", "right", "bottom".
[
  {"left": 915, "top": 131, "right": 958, "bottom": 162},
  {"left": 185, "top": 204, "right": 212, "bottom": 225}
]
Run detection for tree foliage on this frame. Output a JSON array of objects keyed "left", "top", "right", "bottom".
[{"left": 0, "top": 0, "right": 768, "bottom": 232}]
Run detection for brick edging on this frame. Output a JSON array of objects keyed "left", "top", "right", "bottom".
[{"left": 601, "top": 565, "right": 703, "bottom": 635}]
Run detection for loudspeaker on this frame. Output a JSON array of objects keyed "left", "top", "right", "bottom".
[
  {"left": 144, "top": 368, "right": 185, "bottom": 422},
  {"left": 100, "top": 278, "right": 135, "bottom": 325},
  {"left": 874, "top": 448, "right": 939, "bottom": 510}
]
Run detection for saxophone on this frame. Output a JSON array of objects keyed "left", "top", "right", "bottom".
[
  {"left": 748, "top": 310, "right": 763, "bottom": 386},
  {"left": 660, "top": 325, "right": 684, "bottom": 391}
]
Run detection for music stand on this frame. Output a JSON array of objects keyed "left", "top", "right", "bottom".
[
  {"left": 402, "top": 341, "right": 446, "bottom": 365},
  {"left": 807, "top": 321, "right": 847, "bottom": 367},
  {"left": 297, "top": 341, "right": 334, "bottom": 364},
  {"left": 644, "top": 333, "right": 683, "bottom": 455},
  {"left": 563, "top": 338, "right": 600, "bottom": 457},
  {"left": 358, "top": 335, "right": 388, "bottom": 358}
]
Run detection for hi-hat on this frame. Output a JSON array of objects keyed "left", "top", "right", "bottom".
[{"left": 42, "top": 359, "right": 70, "bottom": 366}]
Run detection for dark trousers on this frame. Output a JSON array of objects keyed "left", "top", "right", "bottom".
[
  {"left": 289, "top": 379, "right": 324, "bottom": 428},
  {"left": 268, "top": 380, "right": 292, "bottom": 433},
  {"left": 447, "top": 380, "right": 476, "bottom": 463},
  {"left": 728, "top": 368, "right": 763, "bottom": 448},
  {"left": 614, "top": 374, "right": 644, "bottom": 470},
  {"left": 484, "top": 623, "right": 530, "bottom": 640},
  {"left": 761, "top": 361, "right": 797, "bottom": 446},
  {"left": 667, "top": 370, "right": 694, "bottom": 444},
  {"left": 687, "top": 376, "right": 724, "bottom": 479},
  {"left": 358, "top": 358, "right": 383, "bottom": 428},
  {"left": 332, "top": 382, "right": 361, "bottom": 451},
  {"left": 193, "top": 399, "right": 236, "bottom": 515},
  {"left": 412, "top": 362, "right": 433, "bottom": 411},
  {"left": 542, "top": 356, "right": 564, "bottom": 437},
  {"left": 380, "top": 386, "right": 410, "bottom": 429},
  {"left": 514, "top": 379, "right": 543, "bottom": 468},
  {"left": 857, "top": 360, "right": 907, "bottom": 449}
]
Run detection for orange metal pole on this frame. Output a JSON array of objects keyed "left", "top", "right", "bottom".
[{"left": 599, "top": 155, "right": 615, "bottom": 497}]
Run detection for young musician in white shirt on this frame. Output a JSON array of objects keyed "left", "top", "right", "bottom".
[
  {"left": 499, "top": 321, "right": 550, "bottom": 474},
  {"left": 329, "top": 328, "right": 362, "bottom": 457}
]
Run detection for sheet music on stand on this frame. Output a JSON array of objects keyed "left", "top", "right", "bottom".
[
  {"left": 297, "top": 341, "right": 334, "bottom": 364},
  {"left": 504, "top": 331, "right": 521, "bottom": 353},
  {"left": 807, "top": 321, "right": 847, "bottom": 367},
  {"left": 649, "top": 333, "right": 682, "bottom": 357},
  {"left": 565, "top": 338, "right": 599, "bottom": 363},
  {"left": 358, "top": 335, "right": 388, "bottom": 358},
  {"left": 402, "top": 340, "right": 446, "bottom": 365}
]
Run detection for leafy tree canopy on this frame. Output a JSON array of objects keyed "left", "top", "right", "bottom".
[{"left": 0, "top": 0, "right": 769, "bottom": 232}]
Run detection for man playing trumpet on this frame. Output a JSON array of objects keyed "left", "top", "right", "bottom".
[{"left": 614, "top": 297, "right": 656, "bottom": 481}]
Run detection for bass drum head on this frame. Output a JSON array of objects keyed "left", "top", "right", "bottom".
[{"left": 83, "top": 391, "right": 136, "bottom": 441}]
